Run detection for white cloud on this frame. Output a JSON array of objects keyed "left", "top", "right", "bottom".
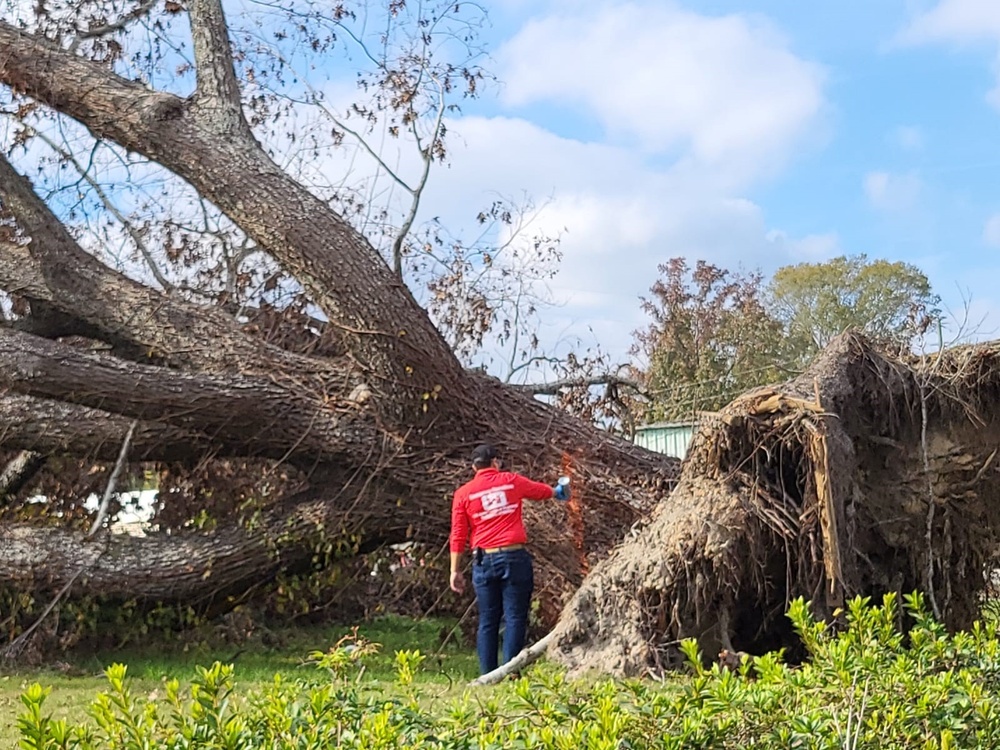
[
  {"left": 892, "top": 125, "right": 925, "bottom": 151},
  {"left": 417, "top": 115, "right": 840, "bottom": 362},
  {"left": 897, "top": 0, "right": 1000, "bottom": 44},
  {"left": 983, "top": 213, "right": 1000, "bottom": 247},
  {"left": 863, "top": 170, "right": 923, "bottom": 211},
  {"left": 496, "top": 2, "right": 826, "bottom": 183},
  {"left": 896, "top": 0, "right": 1000, "bottom": 108},
  {"left": 766, "top": 231, "right": 841, "bottom": 260}
]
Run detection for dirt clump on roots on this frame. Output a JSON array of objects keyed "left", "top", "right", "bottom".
[{"left": 550, "top": 332, "right": 1000, "bottom": 677}]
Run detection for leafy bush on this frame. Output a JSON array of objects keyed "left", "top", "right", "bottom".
[{"left": 19, "top": 593, "right": 1000, "bottom": 749}]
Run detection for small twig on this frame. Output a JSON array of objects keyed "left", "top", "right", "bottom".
[
  {"left": 434, "top": 599, "right": 476, "bottom": 656},
  {"left": 0, "top": 569, "right": 86, "bottom": 662},
  {"left": 69, "top": 0, "right": 159, "bottom": 51},
  {"left": 89, "top": 420, "right": 138, "bottom": 537}
]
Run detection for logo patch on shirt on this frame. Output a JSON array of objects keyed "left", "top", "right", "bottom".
[
  {"left": 479, "top": 489, "right": 509, "bottom": 512},
  {"left": 471, "top": 483, "right": 517, "bottom": 521}
]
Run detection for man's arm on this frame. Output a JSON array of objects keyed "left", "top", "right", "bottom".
[
  {"left": 449, "top": 492, "right": 468, "bottom": 594},
  {"left": 515, "top": 474, "right": 557, "bottom": 501}
]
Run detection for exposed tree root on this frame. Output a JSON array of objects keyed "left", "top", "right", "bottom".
[{"left": 551, "top": 333, "right": 1000, "bottom": 676}]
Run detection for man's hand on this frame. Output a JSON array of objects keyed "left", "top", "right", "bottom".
[
  {"left": 450, "top": 570, "right": 465, "bottom": 594},
  {"left": 553, "top": 478, "right": 570, "bottom": 501}
]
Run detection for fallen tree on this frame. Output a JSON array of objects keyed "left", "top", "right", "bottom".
[
  {"left": 0, "top": 1, "right": 678, "bottom": 637},
  {"left": 550, "top": 332, "right": 1000, "bottom": 676}
]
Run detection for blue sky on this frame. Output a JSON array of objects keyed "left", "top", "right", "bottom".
[
  {"left": 7, "top": 0, "right": 1000, "bottom": 372},
  {"left": 398, "top": 0, "right": 1000, "bottom": 363}
]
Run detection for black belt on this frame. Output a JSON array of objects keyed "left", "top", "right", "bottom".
[{"left": 474, "top": 544, "right": 526, "bottom": 564}]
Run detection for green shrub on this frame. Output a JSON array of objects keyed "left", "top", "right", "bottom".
[{"left": 18, "top": 593, "right": 1000, "bottom": 749}]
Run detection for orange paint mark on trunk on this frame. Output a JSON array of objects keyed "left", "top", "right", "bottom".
[{"left": 562, "top": 452, "right": 588, "bottom": 576}]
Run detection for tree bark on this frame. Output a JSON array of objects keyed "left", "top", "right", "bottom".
[
  {"left": 0, "top": 392, "right": 213, "bottom": 462},
  {"left": 0, "top": 450, "right": 45, "bottom": 500},
  {"left": 0, "top": 496, "right": 336, "bottom": 604}
]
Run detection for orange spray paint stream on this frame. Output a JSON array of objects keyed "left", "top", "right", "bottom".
[{"left": 562, "top": 451, "right": 588, "bottom": 576}]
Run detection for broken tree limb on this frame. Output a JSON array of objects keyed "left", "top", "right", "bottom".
[{"left": 469, "top": 632, "right": 555, "bottom": 686}]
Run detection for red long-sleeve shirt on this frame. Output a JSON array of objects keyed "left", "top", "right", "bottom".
[{"left": 449, "top": 468, "right": 554, "bottom": 553}]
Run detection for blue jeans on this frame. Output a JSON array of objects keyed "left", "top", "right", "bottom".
[{"left": 471, "top": 548, "right": 534, "bottom": 675}]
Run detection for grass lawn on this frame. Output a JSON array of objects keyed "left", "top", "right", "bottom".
[{"left": 0, "top": 615, "right": 480, "bottom": 746}]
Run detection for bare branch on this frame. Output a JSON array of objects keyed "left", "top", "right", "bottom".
[
  {"left": 88, "top": 421, "right": 137, "bottom": 536},
  {"left": 317, "top": 104, "right": 413, "bottom": 194},
  {"left": 391, "top": 77, "right": 445, "bottom": 277},
  {"left": 188, "top": 0, "right": 245, "bottom": 127},
  {"left": 69, "top": 0, "right": 160, "bottom": 51},
  {"left": 512, "top": 374, "right": 646, "bottom": 397},
  {"left": 27, "top": 127, "right": 175, "bottom": 292}
]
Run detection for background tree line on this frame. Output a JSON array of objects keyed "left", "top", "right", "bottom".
[{"left": 629, "top": 254, "right": 940, "bottom": 424}]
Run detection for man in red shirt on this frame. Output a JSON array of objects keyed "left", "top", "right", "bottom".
[{"left": 449, "top": 443, "right": 569, "bottom": 675}]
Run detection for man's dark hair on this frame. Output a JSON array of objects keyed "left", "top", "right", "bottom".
[{"left": 471, "top": 443, "right": 499, "bottom": 470}]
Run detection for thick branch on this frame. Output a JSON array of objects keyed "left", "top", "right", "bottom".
[
  {"left": 0, "top": 153, "right": 316, "bottom": 373},
  {"left": 0, "top": 392, "right": 217, "bottom": 462},
  {"left": 0, "top": 482, "right": 414, "bottom": 603},
  {"left": 0, "top": 24, "right": 185, "bottom": 147},
  {"left": 0, "top": 499, "right": 327, "bottom": 602},
  {"left": 0, "top": 327, "right": 372, "bottom": 463},
  {"left": 188, "top": 0, "right": 246, "bottom": 129},
  {"left": 0, "top": 23, "right": 464, "bottom": 392}
]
